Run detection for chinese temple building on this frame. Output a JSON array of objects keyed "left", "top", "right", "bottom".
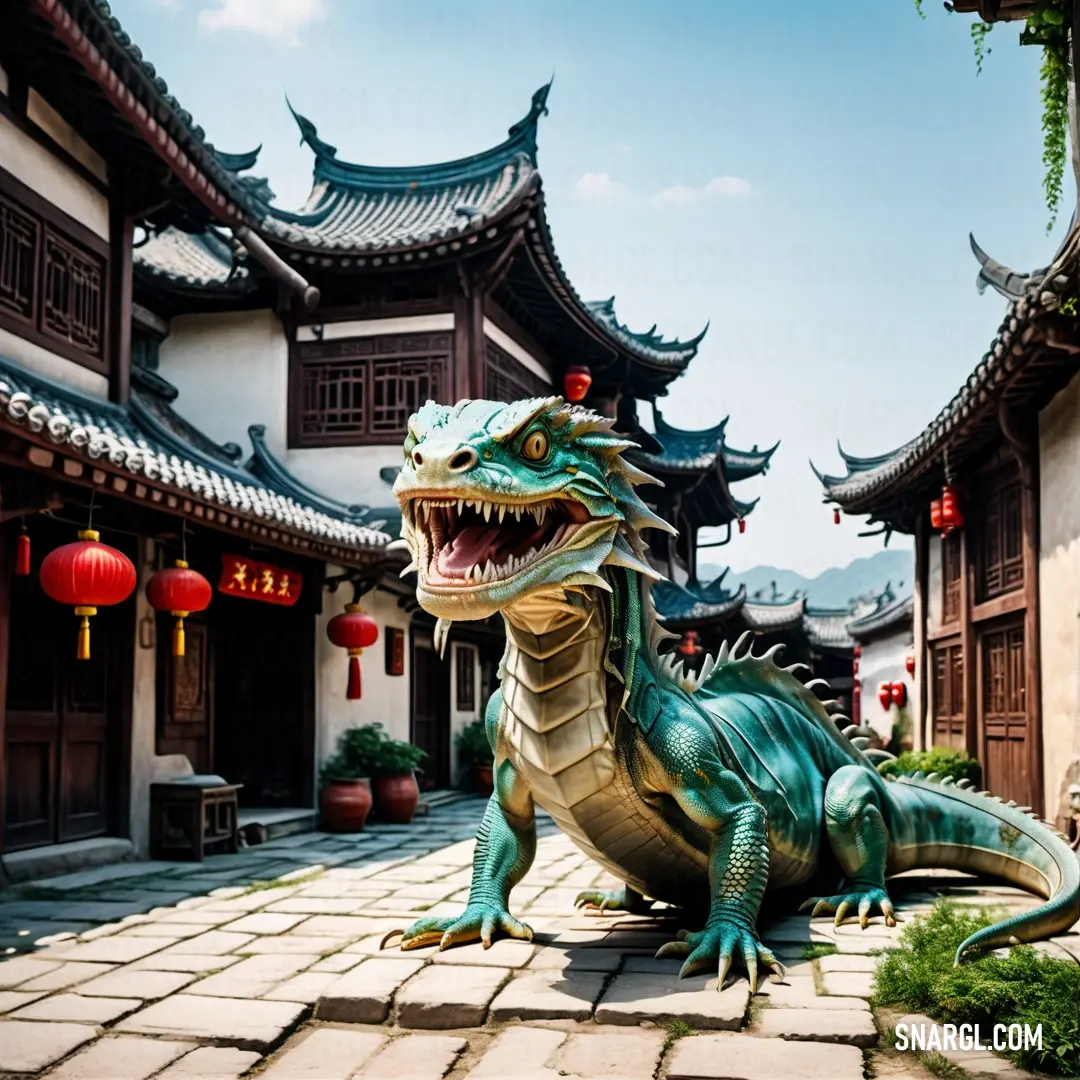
[
  {"left": 816, "top": 224, "right": 1080, "bottom": 834},
  {"left": 130, "top": 80, "right": 777, "bottom": 792}
]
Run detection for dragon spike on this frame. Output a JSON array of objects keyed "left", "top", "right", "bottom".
[
  {"left": 434, "top": 618, "right": 451, "bottom": 660},
  {"left": 399, "top": 560, "right": 418, "bottom": 578},
  {"left": 602, "top": 544, "right": 664, "bottom": 581},
  {"left": 804, "top": 678, "right": 830, "bottom": 695},
  {"left": 716, "top": 641, "right": 730, "bottom": 664},
  {"left": 611, "top": 457, "right": 664, "bottom": 489},
  {"left": 1005, "top": 799, "right": 1018, "bottom": 808},
  {"left": 698, "top": 654, "right": 716, "bottom": 683},
  {"left": 1015, "top": 806, "right": 1032, "bottom": 814},
  {"left": 732, "top": 631, "right": 754, "bottom": 659},
  {"left": 940, "top": 776, "right": 956, "bottom": 786},
  {"left": 762, "top": 643, "right": 785, "bottom": 665},
  {"left": 842, "top": 725, "right": 860, "bottom": 738},
  {"left": 910, "top": 771, "right": 926, "bottom": 781},
  {"left": 851, "top": 736, "right": 871, "bottom": 750},
  {"left": 830, "top": 713, "right": 851, "bottom": 725},
  {"left": 925, "top": 772, "right": 941, "bottom": 783},
  {"left": 976, "top": 791, "right": 991, "bottom": 797},
  {"left": 784, "top": 662, "right": 811, "bottom": 677},
  {"left": 956, "top": 779, "right": 974, "bottom": 789}
]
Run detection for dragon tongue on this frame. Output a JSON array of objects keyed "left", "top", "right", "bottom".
[{"left": 442, "top": 524, "right": 502, "bottom": 572}]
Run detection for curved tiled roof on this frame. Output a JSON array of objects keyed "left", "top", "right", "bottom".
[
  {"left": 584, "top": 299, "right": 708, "bottom": 368},
  {"left": 136, "top": 228, "right": 251, "bottom": 290},
  {"left": 742, "top": 597, "right": 806, "bottom": 632},
  {"left": 0, "top": 355, "right": 390, "bottom": 557},
  {"left": 653, "top": 572, "right": 746, "bottom": 627},
  {"left": 804, "top": 609, "right": 856, "bottom": 650},
  {"left": 848, "top": 592, "right": 914, "bottom": 640},
  {"left": 815, "top": 227, "right": 1078, "bottom": 518}
]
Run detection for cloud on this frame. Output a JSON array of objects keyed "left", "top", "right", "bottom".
[
  {"left": 573, "top": 172, "right": 627, "bottom": 204},
  {"left": 652, "top": 175, "right": 754, "bottom": 206},
  {"left": 198, "top": 0, "right": 327, "bottom": 44}
]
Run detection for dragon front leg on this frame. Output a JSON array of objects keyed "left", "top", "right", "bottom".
[
  {"left": 400, "top": 755, "right": 536, "bottom": 951},
  {"left": 644, "top": 724, "right": 784, "bottom": 993},
  {"left": 799, "top": 764, "right": 901, "bottom": 929}
]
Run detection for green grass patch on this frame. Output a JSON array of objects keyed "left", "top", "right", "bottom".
[
  {"left": 876, "top": 747, "right": 981, "bottom": 786},
  {"left": 661, "top": 1019, "right": 694, "bottom": 1055},
  {"left": 874, "top": 900, "right": 1080, "bottom": 1077},
  {"left": 802, "top": 941, "right": 838, "bottom": 961}
]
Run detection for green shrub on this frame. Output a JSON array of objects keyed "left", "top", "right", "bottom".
[
  {"left": 320, "top": 723, "right": 426, "bottom": 783},
  {"left": 371, "top": 738, "right": 426, "bottom": 776},
  {"left": 876, "top": 747, "right": 981, "bottom": 787},
  {"left": 874, "top": 900, "right": 1080, "bottom": 1076},
  {"left": 318, "top": 752, "right": 365, "bottom": 786},
  {"left": 455, "top": 719, "right": 493, "bottom": 767}
]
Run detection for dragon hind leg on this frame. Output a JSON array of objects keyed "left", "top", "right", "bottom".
[
  {"left": 574, "top": 884, "right": 654, "bottom": 914},
  {"left": 800, "top": 765, "right": 901, "bottom": 929}
]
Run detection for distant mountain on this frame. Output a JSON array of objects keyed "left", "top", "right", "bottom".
[{"left": 698, "top": 549, "right": 914, "bottom": 610}]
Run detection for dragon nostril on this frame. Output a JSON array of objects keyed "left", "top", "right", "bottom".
[
  {"left": 412, "top": 449, "right": 424, "bottom": 466},
  {"left": 447, "top": 447, "right": 478, "bottom": 473}
]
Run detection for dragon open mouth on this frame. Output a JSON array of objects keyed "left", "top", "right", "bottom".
[{"left": 405, "top": 495, "right": 591, "bottom": 587}]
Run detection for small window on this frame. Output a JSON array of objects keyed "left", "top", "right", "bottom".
[
  {"left": 455, "top": 645, "right": 476, "bottom": 712},
  {"left": 942, "top": 531, "right": 962, "bottom": 624},
  {"left": 978, "top": 468, "right": 1024, "bottom": 601}
]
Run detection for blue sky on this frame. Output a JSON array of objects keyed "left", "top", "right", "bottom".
[{"left": 115, "top": 0, "right": 1057, "bottom": 577}]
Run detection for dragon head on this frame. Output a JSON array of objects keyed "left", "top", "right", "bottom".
[{"left": 393, "top": 396, "right": 673, "bottom": 622}]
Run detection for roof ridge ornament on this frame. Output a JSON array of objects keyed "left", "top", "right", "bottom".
[
  {"left": 507, "top": 78, "right": 553, "bottom": 161},
  {"left": 286, "top": 96, "right": 338, "bottom": 160}
]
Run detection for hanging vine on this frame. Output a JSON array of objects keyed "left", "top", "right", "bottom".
[{"left": 916, "top": 0, "right": 1071, "bottom": 232}]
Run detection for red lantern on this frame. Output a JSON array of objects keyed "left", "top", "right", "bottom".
[
  {"left": 679, "top": 630, "right": 701, "bottom": 657},
  {"left": 15, "top": 524, "right": 31, "bottom": 576},
  {"left": 890, "top": 681, "right": 908, "bottom": 708},
  {"left": 929, "top": 499, "right": 943, "bottom": 531},
  {"left": 147, "top": 560, "right": 213, "bottom": 657},
  {"left": 940, "top": 485, "right": 964, "bottom": 531},
  {"left": 853, "top": 645, "right": 862, "bottom": 659},
  {"left": 327, "top": 603, "right": 378, "bottom": 700},
  {"left": 878, "top": 682, "right": 892, "bottom": 711},
  {"left": 905, "top": 655, "right": 916, "bottom": 677},
  {"left": 833, "top": 508, "right": 841, "bottom": 525},
  {"left": 564, "top": 366, "right": 592, "bottom": 403},
  {"left": 39, "top": 529, "right": 136, "bottom": 659},
  {"left": 853, "top": 657, "right": 860, "bottom": 675},
  {"left": 738, "top": 518, "right": 746, "bottom": 534}
]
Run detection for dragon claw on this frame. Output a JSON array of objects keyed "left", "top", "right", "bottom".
[
  {"left": 801, "top": 886, "right": 898, "bottom": 928},
  {"left": 401, "top": 905, "right": 532, "bottom": 954},
  {"left": 658, "top": 919, "right": 778, "bottom": 992}
]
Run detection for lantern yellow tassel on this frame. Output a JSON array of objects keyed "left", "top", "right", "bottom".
[
  {"left": 74, "top": 605, "right": 96, "bottom": 660},
  {"left": 172, "top": 614, "right": 187, "bottom": 658}
]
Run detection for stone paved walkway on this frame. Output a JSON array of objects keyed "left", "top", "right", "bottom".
[{"left": 0, "top": 796, "right": 1077, "bottom": 1079}]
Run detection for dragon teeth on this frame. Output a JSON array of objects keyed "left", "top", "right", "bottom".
[
  {"left": 457, "top": 499, "right": 465, "bottom": 514},
  {"left": 498, "top": 504, "right": 506, "bottom": 523},
  {"left": 483, "top": 502, "right": 492, "bottom": 522}
]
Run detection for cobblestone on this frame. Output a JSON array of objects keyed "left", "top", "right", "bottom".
[
  {"left": 357, "top": 1034, "right": 466, "bottom": 1079},
  {"left": 0, "top": 1020, "right": 98, "bottom": 1073},
  {"left": 750, "top": 1006, "right": 879, "bottom": 1047},
  {"left": 397, "top": 962, "right": 509, "bottom": 1028},
  {"left": 595, "top": 971, "right": 751, "bottom": 1029},
  {"left": 155, "top": 1047, "right": 262, "bottom": 1079},
  {"left": 42, "top": 1036, "right": 190, "bottom": 1079},
  {"left": 666, "top": 1033, "right": 866, "bottom": 1080},
  {"left": 115, "top": 994, "right": 306, "bottom": 1048},
  {"left": 259, "top": 1028, "right": 385, "bottom": 1079},
  {"left": 316, "top": 957, "right": 426, "bottom": 1023},
  {"left": 489, "top": 969, "right": 607, "bottom": 1021},
  {"left": 11, "top": 991, "right": 142, "bottom": 1024}
]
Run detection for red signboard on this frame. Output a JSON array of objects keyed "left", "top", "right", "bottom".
[{"left": 218, "top": 555, "right": 302, "bottom": 607}]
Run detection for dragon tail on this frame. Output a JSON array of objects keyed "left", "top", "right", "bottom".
[{"left": 884, "top": 771, "right": 1080, "bottom": 963}]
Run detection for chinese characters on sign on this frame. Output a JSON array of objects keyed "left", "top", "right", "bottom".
[{"left": 218, "top": 555, "right": 302, "bottom": 607}]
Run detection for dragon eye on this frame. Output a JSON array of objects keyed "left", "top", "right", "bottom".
[{"left": 521, "top": 429, "right": 549, "bottom": 462}]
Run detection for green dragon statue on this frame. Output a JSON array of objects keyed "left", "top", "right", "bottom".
[{"left": 391, "top": 396, "right": 1080, "bottom": 989}]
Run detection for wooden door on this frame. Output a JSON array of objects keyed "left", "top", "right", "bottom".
[
  {"left": 4, "top": 560, "right": 121, "bottom": 851},
  {"left": 157, "top": 615, "right": 213, "bottom": 773},
  {"left": 411, "top": 631, "right": 450, "bottom": 789},
  {"left": 979, "top": 618, "right": 1031, "bottom": 805},
  {"left": 931, "top": 640, "right": 965, "bottom": 750}
]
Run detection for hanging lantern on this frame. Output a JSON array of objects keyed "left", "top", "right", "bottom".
[
  {"left": 940, "top": 485, "right": 964, "bottom": 531},
  {"left": 929, "top": 499, "right": 943, "bottom": 531},
  {"left": 678, "top": 630, "right": 701, "bottom": 657},
  {"left": 563, "top": 366, "right": 592, "bottom": 403},
  {"left": 147, "top": 560, "right": 213, "bottom": 657},
  {"left": 905, "top": 655, "right": 916, "bottom": 677},
  {"left": 833, "top": 508, "right": 841, "bottom": 525},
  {"left": 738, "top": 518, "right": 746, "bottom": 534},
  {"left": 877, "top": 682, "right": 892, "bottom": 711},
  {"left": 853, "top": 645, "right": 862, "bottom": 660},
  {"left": 327, "top": 603, "right": 378, "bottom": 700},
  {"left": 15, "top": 523, "right": 31, "bottom": 576},
  {"left": 890, "top": 681, "right": 908, "bottom": 708},
  {"left": 39, "top": 530, "right": 136, "bottom": 659},
  {"left": 853, "top": 656, "right": 860, "bottom": 675}
]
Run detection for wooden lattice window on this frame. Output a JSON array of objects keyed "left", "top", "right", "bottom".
[
  {"left": 0, "top": 193, "right": 39, "bottom": 324},
  {"left": 979, "top": 470, "right": 1024, "bottom": 600},
  {"left": 291, "top": 333, "right": 448, "bottom": 446},
  {"left": 0, "top": 167, "right": 108, "bottom": 372},
  {"left": 942, "top": 531, "right": 962, "bottom": 624},
  {"left": 455, "top": 645, "right": 476, "bottom": 712},
  {"left": 41, "top": 227, "right": 104, "bottom": 357},
  {"left": 983, "top": 623, "right": 1025, "bottom": 718},
  {"left": 485, "top": 340, "right": 550, "bottom": 402},
  {"left": 932, "top": 640, "right": 965, "bottom": 749}
]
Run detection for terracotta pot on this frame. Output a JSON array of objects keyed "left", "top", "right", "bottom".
[
  {"left": 320, "top": 778, "right": 372, "bottom": 833},
  {"left": 473, "top": 762, "right": 494, "bottom": 797},
  {"left": 372, "top": 772, "right": 420, "bottom": 824}
]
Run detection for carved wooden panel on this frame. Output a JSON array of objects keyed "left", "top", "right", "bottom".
[
  {"left": 931, "top": 640, "right": 965, "bottom": 749},
  {"left": 41, "top": 227, "right": 104, "bottom": 357},
  {"left": 942, "top": 532, "right": 962, "bottom": 624},
  {"left": 980, "top": 620, "right": 1030, "bottom": 804},
  {"left": 979, "top": 468, "right": 1024, "bottom": 600},
  {"left": 484, "top": 339, "right": 549, "bottom": 402},
  {"left": 157, "top": 617, "right": 212, "bottom": 772},
  {"left": 292, "top": 333, "right": 448, "bottom": 445},
  {"left": 0, "top": 192, "right": 39, "bottom": 324}
]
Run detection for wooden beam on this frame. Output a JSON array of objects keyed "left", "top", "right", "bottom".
[
  {"left": 108, "top": 194, "right": 133, "bottom": 404},
  {"left": 960, "top": 521, "right": 978, "bottom": 762},
  {"left": 1022, "top": 458, "right": 1044, "bottom": 815}
]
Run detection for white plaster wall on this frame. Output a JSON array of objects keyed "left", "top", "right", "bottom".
[
  {"left": 926, "top": 534, "right": 943, "bottom": 629},
  {"left": 315, "top": 579, "right": 413, "bottom": 773},
  {"left": 158, "top": 310, "right": 289, "bottom": 458},
  {"left": 482, "top": 319, "right": 551, "bottom": 382},
  {"left": 0, "top": 112, "right": 108, "bottom": 239},
  {"left": 27, "top": 89, "right": 108, "bottom": 184},
  {"left": 449, "top": 641, "right": 483, "bottom": 788},
  {"left": 0, "top": 327, "right": 109, "bottom": 399},
  {"left": 1037, "top": 373, "right": 1080, "bottom": 825},
  {"left": 128, "top": 539, "right": 195, "bottom": 858},
  {"left": 285, "top": 444, "right": 404, "bottom": 510},
  {"left": 857, "top": 627, "right": 915, "bottom": 746}
]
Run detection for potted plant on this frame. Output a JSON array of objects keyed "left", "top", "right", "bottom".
[
  {"left": 455, "top": 719, "right": 494, "bottom": 796},
  {"left": 318, "top": 752, "right": 373, "bottom": 833},
  {"left": 371, "top": 738, "right": 427, "bottom": 824}
]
